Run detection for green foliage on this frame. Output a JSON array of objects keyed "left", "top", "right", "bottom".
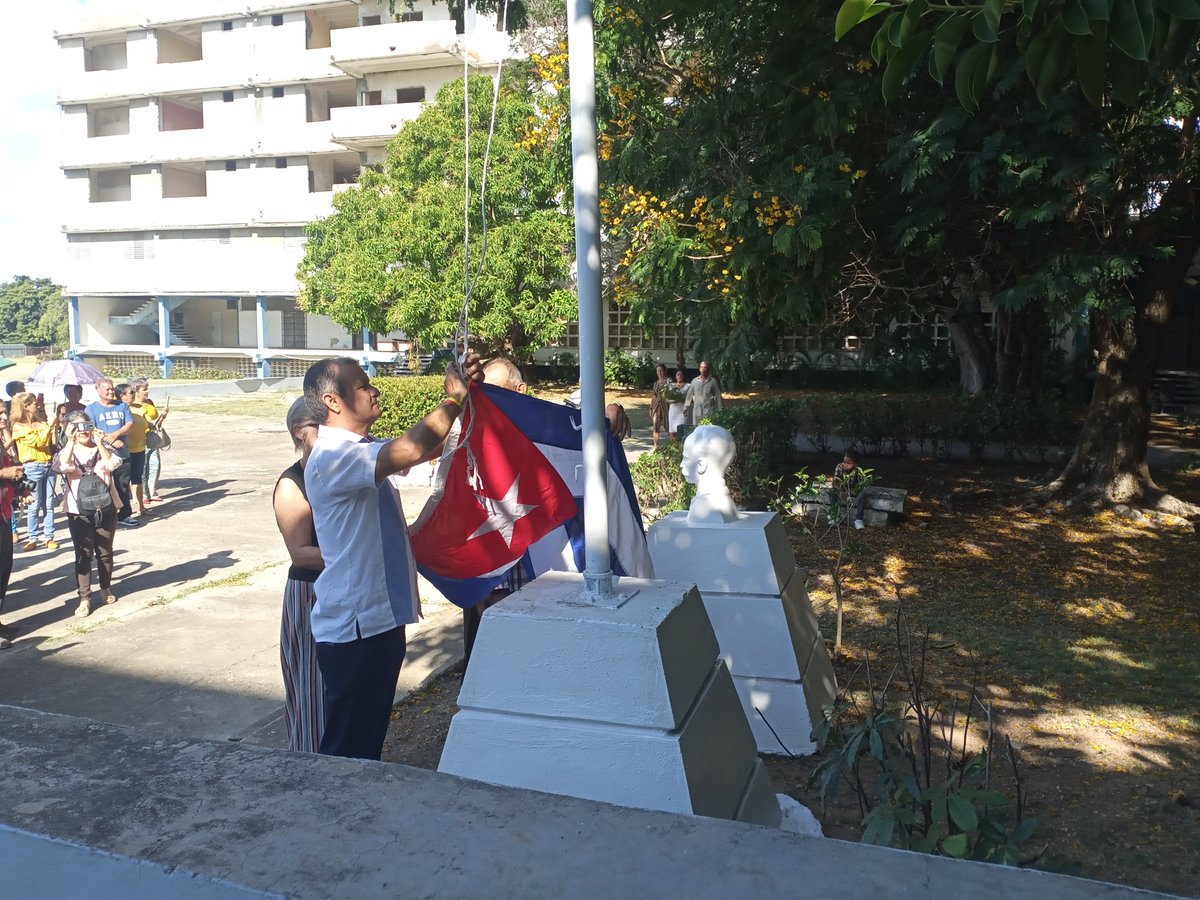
[
  {"left": 836, "top": 0, "right": 1199, "bottom": 108},
  {"left": 371, "top": 376, "right": 447, "bottom": 437},
  {"left": 298, "top": 73, "right": 576, "bottom": 361},
  {"left": 0, "top": 276, "right": 64, "bottom": 345},
  {"left": 602, "top": 348, "right": 655, "bottom": 387},
  {"left": 792, "top": 391, "right": 1076, "bottom": 458},
  {"left": 629, "top": 440, "right": 694, "bottom": 521},
  {"left": 709, "top": 399, "right": 803, "bottom": 497},
  {"left": 810, "top": 601, "right": 1038, "bottom": 865},
  {"left": 544, "top": 351, "right": 579, "bottom": 382}
]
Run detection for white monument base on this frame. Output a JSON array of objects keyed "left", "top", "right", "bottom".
[
  {"left": 438, "top": 572, "right": 781, "bottom": 827},
  {"left": 649, "top": 511, "right": 837, "bottom": 756}
]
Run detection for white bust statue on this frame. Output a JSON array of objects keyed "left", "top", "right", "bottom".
[{"left": 681, "top": 425, "right": 738, "bottom": 525}]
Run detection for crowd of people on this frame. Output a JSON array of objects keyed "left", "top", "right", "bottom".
[
  {"left": 0, "top": 376, "right": 170, "bottom": 643},
  {"left": 649, "top": 360, "right": 723, "bottom": 447}
]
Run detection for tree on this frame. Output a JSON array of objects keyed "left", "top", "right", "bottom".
[
  {"left": 837, "top": 0, "right": 1200, "bottom": 518},
  {"left": 297, "top": 73, "right": 576, "bottom": 363},
  {"left": 581, "top": 1, "right": 895, "bottom": 383},
  {"left": 0, "top": 276, "right": 66, "bottom": 346}
]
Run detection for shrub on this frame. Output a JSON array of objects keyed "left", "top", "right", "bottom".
[
  {"left": 372, "top": 376, "right": 446, "bottom": 437},
  {"left": 630, "top": 441, "right": 693, "bottom": 522},
  {"left": 603, "top": 349, "right": 655, "bottom": 388},
  {"left": 546, "top": 351, "right": 579, "bottom": 382},
  {"left": 710, "top": 398, "right": 802, "bottom": 496},
  {"left": 811, "top": 597, "right": 1038, "bottom": 865}
]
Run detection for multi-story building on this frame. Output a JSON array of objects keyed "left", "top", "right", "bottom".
[{"left": 54, "top": 0, "right": 507, "bottom": 378}]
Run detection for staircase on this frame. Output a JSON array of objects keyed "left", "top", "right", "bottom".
[
  {"left": 168, "top": 325, "right": 201, "bottom": 347},
  {"left": 107, "top": 299, "right": 159, "bottom": 327}
]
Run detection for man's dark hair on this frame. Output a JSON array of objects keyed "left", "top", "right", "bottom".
[
  {"left": 4, "top": 381, "right": 23, "bottom": 398},
  {"left": 115, "top": 382, "right": 131, "bottom": 399},
  {"left": 302, "top": 357, "right": 358, "bottom": 423}
]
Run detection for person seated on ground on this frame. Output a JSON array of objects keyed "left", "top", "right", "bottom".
[
  {"left": 680, "top": 424, "right": 738, "bottom": 525},
  {"left": 833, "top": 451, "right": 868, "bottom": 530},
  {"left": 54, "top": 411, "right": 122, "bottom": 618},
  {"left": 10, "top": 392, "right": 58, "bottom": 552}
]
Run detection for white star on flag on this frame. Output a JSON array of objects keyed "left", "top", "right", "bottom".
[{"left": 466, "top": 474, "right": 539, "bottom": 549}]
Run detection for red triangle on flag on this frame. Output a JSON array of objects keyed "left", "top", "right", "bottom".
[{"left": 410, "top": 384, "right": 576, "bottom": 579}]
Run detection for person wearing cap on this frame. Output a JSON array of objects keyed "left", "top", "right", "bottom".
[{"left": 53, "top": 411, "right": 122, "bottom": 618}]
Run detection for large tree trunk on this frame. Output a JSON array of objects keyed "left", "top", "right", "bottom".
[
  {"left": 995, "top": 307, "right": 1043, "bottom": 395},
  {"left": 947, "top": 288, "right": 995, "bottom": 396},
  {"left": 1045, "top": 195, "right": 1200, "bottom": 519}
]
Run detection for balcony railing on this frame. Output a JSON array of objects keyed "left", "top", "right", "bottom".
[
  {"left": 58, "top": 49, "right": 346, "bottom": 104},
  {"left": 329, "top": 20, "right": 465, "bottom": 77},
  {"left": 63, "top": 193, "right": 335, "bottom": 233},
  {"left": 329, "top": 102, "right": 423, "bottom": 149}
]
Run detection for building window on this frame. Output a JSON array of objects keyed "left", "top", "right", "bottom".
[
  {"left": 281, "top": 309, "right": 307, "bottom": 349},
  {"left": 225, "top": 160, "right": 237, "bottom": 171},
  {"left": 396, "top": 86, "right": 425, "bottom": 104},
  {"left": 223, "top": 91, "right": 234, "bottom": 103},
  {"left": 363, "top": 90, "right": 382, "bottom": 106},
  {"left": 221, "top": 21, "right": 233, "bottom": 31},
  {"left": 275, "top": 157, "right": 288, "bottom": 168},
  {"left": 271, "top": 14, "right": 284, "bottom": 26},
  {"left": 362, "top": 15, "right": 382, "bottom": 26},
  {"left": 399, "top": 11, "right": 424, "bottom": 22},
  {"left": 272, "top": 86, "right": 285, "bottom": 98}
]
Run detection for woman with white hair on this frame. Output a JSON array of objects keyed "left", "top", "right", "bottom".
[{"left": 271, "top": 398, "right": 326, "bottom": 752}]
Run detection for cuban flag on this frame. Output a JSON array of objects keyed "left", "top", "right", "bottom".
[{"left": 410, "top": 383, "right": 654, "bottom": 607}]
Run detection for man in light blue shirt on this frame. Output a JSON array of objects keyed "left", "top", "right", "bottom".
[
  {"left": 302, "top": 353, "right": 482, "bottom": 760},
  {"left": 85, "top": 378, "right": 138, "bottom": 526}
]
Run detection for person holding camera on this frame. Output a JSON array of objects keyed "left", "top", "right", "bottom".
[
  {"left": 10, "top": 392, "right": 58, "bottom": 552},
  {"left": 53, "top": 411, "right": 122, "bottom": 618},
  {"left": 0, "top": 407, "right": 23, "bottom": 648}
]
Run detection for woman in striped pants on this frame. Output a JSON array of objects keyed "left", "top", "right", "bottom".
[{"left": 271, "top": 398, "right": 325, "bottom": 752}]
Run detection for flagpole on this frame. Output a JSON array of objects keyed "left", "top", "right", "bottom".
[{"left": 567, "top": 0, "right": 614, "bottom": 604}]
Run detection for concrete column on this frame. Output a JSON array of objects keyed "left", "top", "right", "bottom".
[
  {"left": 67, "top": 296, "right": 80, "bottom": 356},
  {"left": 361, "top": 328, "right": 376, "bottom": 376},
  {"left": 256, "top": 296, "right": 271, "bottom": 378},
  {"left": 157, "top": 297, "right": 172, "bottom": 378}
]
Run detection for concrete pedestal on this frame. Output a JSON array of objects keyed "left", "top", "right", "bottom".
[
  {"left": 649, "top": 511, "right": 837, "bottom": 755},
  {"left": 438, "top": 572, "right": 780, "bottom": 827}
]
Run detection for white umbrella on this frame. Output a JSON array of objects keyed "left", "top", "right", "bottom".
[{"left": 28, "top": 358, "right": 105, "bottom": 387}]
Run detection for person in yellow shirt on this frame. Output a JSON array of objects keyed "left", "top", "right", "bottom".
[
  {"left": 120, "top": 382, "right": 152, "bottom": 517},
  {"left": 130, "top": 379, "right": 168, "bottom": 507},
  {"left": 10, "top": 392, "right": 58, "bottom": 552}
]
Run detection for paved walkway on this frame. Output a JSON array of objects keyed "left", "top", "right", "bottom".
[{"left": 0, "top": 401, "right": 466, "bottom": 749}]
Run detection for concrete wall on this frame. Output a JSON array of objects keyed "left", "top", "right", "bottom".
[{"left": 0, "top": 705, "right": 1164, "bottom": 900}]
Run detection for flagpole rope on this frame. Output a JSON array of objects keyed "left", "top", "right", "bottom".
[{"left": 454, "top": 0, "right": 510, "bottom": 475}]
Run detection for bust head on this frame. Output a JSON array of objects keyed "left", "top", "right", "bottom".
[{"left": 681, "top": 425, "right": 737, "bottom": 524}]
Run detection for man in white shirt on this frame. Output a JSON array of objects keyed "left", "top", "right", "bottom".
[{"left": 302, "top": 352, "right": 482, "bottom": 760}]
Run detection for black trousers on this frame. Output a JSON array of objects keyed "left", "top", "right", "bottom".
[
  {"left": 67, "top": 510, "right": 117, "bottom": 599},
  {"left": 0, "top": 517, "right": 12, "bottom": 614},
  {"left": 315, "top": 625, "right": 406, "bottom": 761},
  {"left": 111, "top": 460, "right": 133, "bottom": 519}
]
